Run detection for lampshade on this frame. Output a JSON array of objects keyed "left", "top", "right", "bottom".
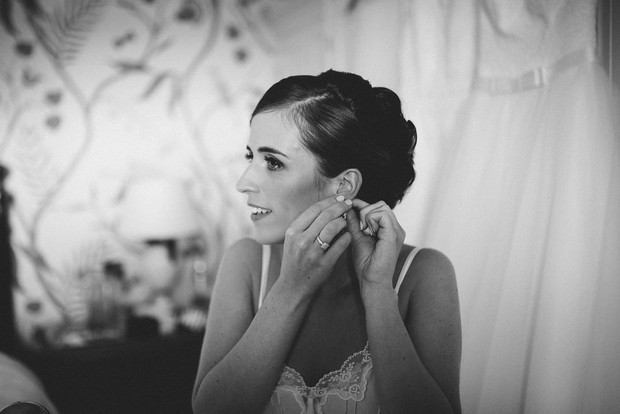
[{"left": 117, "top": 177, "right": 200, "bottom": 240}]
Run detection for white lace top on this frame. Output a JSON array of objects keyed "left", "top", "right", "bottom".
[{"left": 259, "top": 246, "right": 421, "bottom": 414}]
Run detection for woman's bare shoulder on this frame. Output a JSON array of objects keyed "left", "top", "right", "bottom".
[
  {"left": 223, "top": 238, "right": 262, "bottom": 263},
  {"left": 396, "top": 244, "right": 453, "bottom": 276},
  {"left": 396, "top": 245, "right": 457, "bottom": 301},
  {"left": 217, "top": 238, "right": 263, "bottom": 282},
  {"left": 410, "top": 247, "right": 455, "bottom": 277},
  {"left": 227, "top": 237, "right": 262, "bottom": 253}
]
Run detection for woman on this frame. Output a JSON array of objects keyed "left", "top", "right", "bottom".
[{"left": 192, "top": 70, "right": 461, "bottom": 414}]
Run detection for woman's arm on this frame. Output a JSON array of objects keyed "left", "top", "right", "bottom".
[
  {"left": 193, "top": 196, "right": 353, "bottom": 414},
  {"left": 347, "top": 201, "right": 461, "bottom": 414},
  {"left": 365, "top": 248, "right": 461, "bottom": 414},
  {"left": 192, "top": 239, "right": 311, "bottom": 414}
]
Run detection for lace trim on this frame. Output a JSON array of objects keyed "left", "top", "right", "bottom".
[{"left": 276, "top": 342, "right": 372, "bottom": 404}]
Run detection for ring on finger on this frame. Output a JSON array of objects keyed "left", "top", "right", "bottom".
[{"left": 315, "top": 235, "right": 330, "bottom": 251}]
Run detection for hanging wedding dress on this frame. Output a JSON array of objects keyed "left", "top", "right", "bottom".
[
  {"left": 260, "top": 1, "right": 619, "bottom": 412},
  {"left": 409, "top": 1, "right": 620, "bottom": 413}
]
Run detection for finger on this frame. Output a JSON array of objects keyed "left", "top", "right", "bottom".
[
  {"left": 363, "top": 226, "right": 377, "bottom": 237},
  {"left": 364, "top": 208, "right": 404, "bottom": 241},
  {"left": 361, "top": 202, "right": 399, "bottom": 238},
  {"left": 351, "top": 198, "right": 370, "bottom": 211},
  {"left": 316, "top": 216, "right": 348, "bottom": 247},
  {"left": 364, "top": 209, "right": 392, "bottom": 237},
  {"left": 345, "top": 208, "right": 368, "bottom": 244},
  {"left": 354, "top": 200, "right": 388, "bottom": 232},
  {"left": 305, "top": 196, "right": 352, "bottom": 237},
  {"left": 345, "top": 207, "right": 362, "bottom": 235},
  {"left": 289, "top": 195, "right": 351, "bottom": 233},
  {"left": 322, "top": 231, "right": 351, "bottom": 262}
]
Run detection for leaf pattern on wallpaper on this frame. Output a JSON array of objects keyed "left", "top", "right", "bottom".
[
  {"left": 51, "top": 0, "right": 107, "bottom": 63},
  {"left": 12, "top": 240, "right": 69, "bottom": 317},
  {"left": 1, "top": 0, "right": 268, "bottom": 347},
  {"left": 26, "top": 0, "right": 106, "bottom": 64},
  {"left": 0, "top": 0, "right": 108, "bottom": 319},
  {"left": 12, "top": 127, "right": 60, "bottom": 206},
  {"left": 141, "top": 73, "right": 170, "bottom": 100},
  {"left": 0, "top": 0, "right": 16, "bottom": 35},
  {"left": 112, "top": 60, "right": 148, "bottom": 73},
  {"left": 45, "top": 89, "right": 63, "bottom": 105},
  {"left": 59, "top": 237, "right": 115, "bottom": 327},
  {"left": 21, "top": 68, "right": 42, "bottom": 87},
  {"left": 0, "top": 0, "right": 45, "bottom": 36}
]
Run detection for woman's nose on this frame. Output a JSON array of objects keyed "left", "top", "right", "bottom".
[{"left": 236, "top": 165, "right": 258, "bottom": 194}]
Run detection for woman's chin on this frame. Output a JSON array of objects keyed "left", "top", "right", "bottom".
[{"left": 253, "top": 229, "right": 285, "bottom": 245}]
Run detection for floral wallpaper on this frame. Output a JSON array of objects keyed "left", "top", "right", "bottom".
[{"left": 0, "top": 0, "right": 279, "bottom": 348}]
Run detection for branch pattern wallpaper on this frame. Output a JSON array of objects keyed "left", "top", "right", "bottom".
[{"left": 0, "top": 0, "right": 280, "bottom": 348}]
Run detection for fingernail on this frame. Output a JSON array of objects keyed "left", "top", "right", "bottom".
[
  {"left": 344, "top": 199, "right": 352, "bottom": 206},
  {"left": 360, "top": 221, "right": 365, "bottom": 231},
  {"left": 336, "top": 195, "right": 345, "bottom": 202}
]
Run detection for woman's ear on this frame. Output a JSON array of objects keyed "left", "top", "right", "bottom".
[{"left": 335, "top": 169, "right": 362, "bottom": 199}]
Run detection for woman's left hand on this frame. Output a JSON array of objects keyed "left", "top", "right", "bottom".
[{"left": 346, "top": 199, "right": 406, "bottom": 295}]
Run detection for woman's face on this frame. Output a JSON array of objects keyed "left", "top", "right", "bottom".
[{"left": 236, "top": 110, "right": 330, "bottom": 244}]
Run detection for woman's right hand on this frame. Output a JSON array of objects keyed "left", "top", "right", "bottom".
[{"left": 278, "top": 195, "right": 353, "bottom": 295}]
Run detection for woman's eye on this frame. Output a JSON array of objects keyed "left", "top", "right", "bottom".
[{"left": 265, "top": 155, "right": 284, "bottom": 171}]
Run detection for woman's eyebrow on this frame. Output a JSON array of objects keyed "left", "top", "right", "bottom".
[{"left": 257, "top": 146, "right": 289, "bottom": 158}]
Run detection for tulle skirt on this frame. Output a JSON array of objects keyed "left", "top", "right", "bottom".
[{"left": 409, "top": 61, "right": 620, "bottom": 414}]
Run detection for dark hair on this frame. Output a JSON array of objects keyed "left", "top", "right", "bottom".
[{"left": 251, "top": 69, "right": 417, "bottom": 208}]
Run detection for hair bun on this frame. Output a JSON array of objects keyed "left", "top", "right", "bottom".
[
  {"left": 406, "top": 120, "right": 417, "bottom": 154},
  {"left": 319, "top": 72, "right": 417, "bottom": 206},
  {"left": 252, "top": 69, "right": 418, "bottom": 207},
  {"left": 320, "top": 70, "right": 375, "bottom": 117},
  {"left": 371, "top": 87, "right": 417, "bottom": 155}
]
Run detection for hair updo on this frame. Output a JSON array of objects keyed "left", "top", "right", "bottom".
[{"left": 251, "top": 69, "right": 417, "bottom": 209}]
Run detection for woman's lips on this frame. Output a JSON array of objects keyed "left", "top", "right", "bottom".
[{"left": 249, "top": 205, "right": 272, "bottom": 221}]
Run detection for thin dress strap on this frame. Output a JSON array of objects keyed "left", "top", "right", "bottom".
[
  {"left": 395, "top": 247, "right": 422, "bottom": 293},
  {"left": 258, "top": 244, "right": 271, "bottom": 309}
]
